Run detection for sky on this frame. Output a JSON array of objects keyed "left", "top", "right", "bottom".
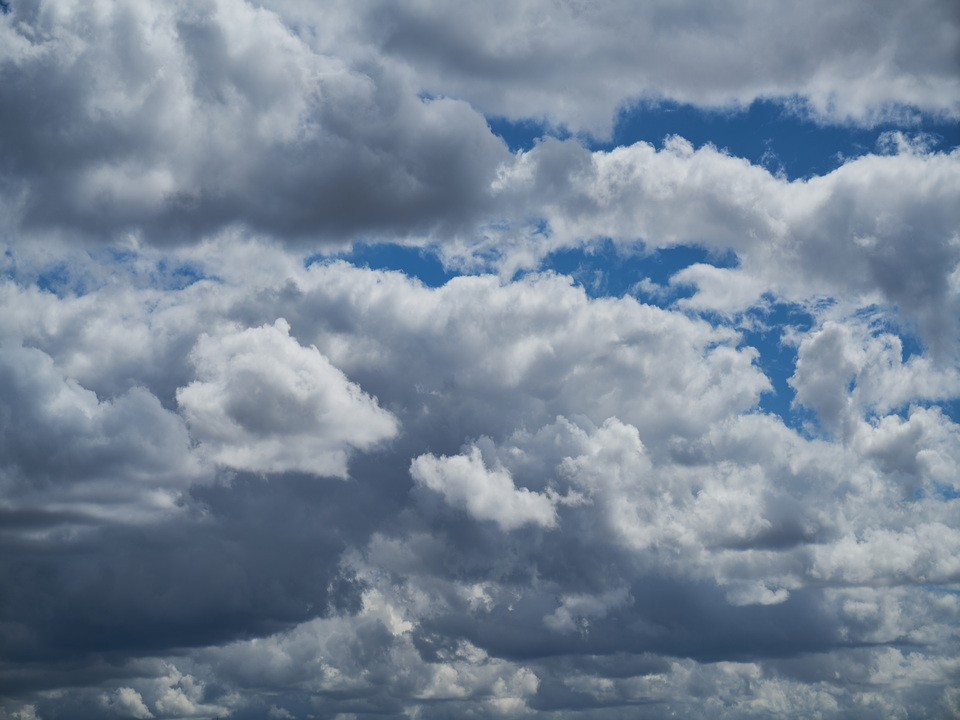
[{"left": 1, "top": 1, "right": 959, "bottom": 719}]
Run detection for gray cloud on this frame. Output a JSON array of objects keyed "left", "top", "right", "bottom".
[
  {"left": 2, "top": 252, "right": 957, "bottom": 718},
  {"left": 0, "top": 0, "right": 508, "bottom": 244},
  {"left": 0, "top": 342, "right": 201, "bottom": 521},
  {"left": 283, "top": 0, "right": 960, "bottom": 135},
  {"left": 473, "top": 137, "right": 960, "bottom": 352},
  {"left": 1, "top": 2, "right": 958, "bottom": 718},
  {"left": 3, "top": 0, "right": 958, "bottom": 251}
]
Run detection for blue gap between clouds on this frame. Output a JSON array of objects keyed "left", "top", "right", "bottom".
[
  {"left": 323, "top": 239, "right": 734, "bottom": 294},
  {"left": 99, "top": 248, "right": 217, "bottom": 290},
  {"left": 534, "top": 242, "right": 817, "bottom": 424},
  {"left": 35, "top": 263, "right": 76, "bottom": 296},
  {"left": 737, "top": 299, "right": 817, "bottom": 425},
  {"left": 25, "top": 249, "right": 214, "bottom": 297},
  {"left": 533, "top": 240, "right": 736, "bottom": 299},
  {"left": 333, "top": 238, "right": 960, "bottom": 431},
  {"left": 490, "top": 99, "right": 960, "bottom": 180},
  {"left": 334, "top": 98, "right": 960, "bottom": 430},
  {"left": 329, "top": 238, "right": 817, "bottom": 426},
  {"left": 308, "top": 244, "right": 458, "bottom": 287}
]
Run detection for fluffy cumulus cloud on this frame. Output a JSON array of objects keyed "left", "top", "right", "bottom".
[
  {"left": 177, "top": 319, "right": 398, "bottom": 477},
  {"left": 101, "top": 688, "right": 153, "bottom": 719},
  {"left": 270, "top": 0, "right": 960, "bottom": 134},
  {"left": 1, "top": 2, "right": 959, "bottom": 719},
  {"left": 476, "top": 135, "right": 960, "bottom": 349},
  {"left": 0, "top": 339, "right": 202, "bottom": 523},
  {"left": 411, "top": 446, "right": 559, "bottom": 531},
  {"left": 0, "top": 0, "right": 508, "bottom": 243}
]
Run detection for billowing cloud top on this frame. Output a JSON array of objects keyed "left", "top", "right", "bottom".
[
  {"left": 1, "top": 0, "right": 957, "bottom": 244},
  {"left": 178, "top": 318, "right": 398, "bottom": 477},
  {"left": 1, "top": 2, "right": 959, "bottom": 720}
]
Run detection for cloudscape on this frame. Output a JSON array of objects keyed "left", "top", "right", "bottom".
[{"left": 1, "top": 1, "right": 959, "bottom": 718}]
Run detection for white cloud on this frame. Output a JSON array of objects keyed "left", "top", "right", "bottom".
[
  {"left": 475, "top": 140, "right": 960, "bottom": 353},
  {"left": 790, "top": 320, "right": 960, "bottom": 436},
  {"left": 189, "top": 585, "right": 542, "bottom": 715},
  {"left": 317, "top": 0, "right": 960, "bottom": 135},
  {"left": 790, "top": 323, "right": 862, "bottom": 436},
  {"left": 0, "top": 245, "right": 955, "bottom": 717},
  {"left": 411, "top": 446, "right": 557, "bottom": 530},
  {"left": 112, "top": 688, "right": 153, "bottom": 719},
  {"left": 672, "top": 264, "right": 771, "bottom": 315},
  {"left": 855, "top": 408, "right": 960, "bottom": 493},
  {"left": 812, "top": 524, "right": 960, "bottom": 586},
  {"left": 285, "top": 263, "right": 771, "bottom": 451},
  {"left": 145, "top": 665, "right": 231, "bottom": 719},
  {"left": 177, "top": 318, "right": 398, "bottom": 477},
  {"left": 9, "top": 707, "right": 39, "bottom": 720},
  {"left": 543, "top": 587, "right": 631, "bottom": 633}
]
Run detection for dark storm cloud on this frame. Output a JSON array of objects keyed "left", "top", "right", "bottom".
[
  {"left": 419, "top": 583, "right": 841, "bottom": 663},
  {"left": 0, "top": 472, "right": 374, "bottom": 690},
  {"left": 0, "top": 344, "right": 194, "bottom": 484}
]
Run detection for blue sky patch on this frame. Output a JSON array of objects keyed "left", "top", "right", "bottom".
[
  {"left": 311, "top": 243, "right": 458, "bottom": 288},
  {"left": 491, "top": 98, "right": 960, "bottom": 180}
]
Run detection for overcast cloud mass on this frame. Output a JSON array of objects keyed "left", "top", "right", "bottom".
[{"left": 1, "top": 1, "right": 959, "bottom": 718}]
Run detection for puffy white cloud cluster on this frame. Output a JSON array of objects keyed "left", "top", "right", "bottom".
[
  {"left": 267, "top": 0, "right": 960, "bottom": 135},
  {"left": 0, "top": 247, "right": 957, "bottom": 718},
  {"left": 1, "top": 1, "right": 958, "bottom": 719},
  {"left": 476, "top": 137, "right": 960, "bottom": 352},
  {"left": 178, "top": 319, "right": 398, "bottom": 477},
  {"left": 411, "top": 446, "right": 559, "bottom": 530},
  {"left": 2, "top": 0, "right": 958, "bottom": 249}
]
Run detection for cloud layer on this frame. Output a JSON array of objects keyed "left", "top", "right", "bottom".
[
  {"left": 1, "top": 2, "right": 958, "bottom": 719},
  {"left": 2, "top": 0, "right": 957, "bottom": 245},
  {"left": 2, "top": 249, "right": 958, "bottom": 717}
]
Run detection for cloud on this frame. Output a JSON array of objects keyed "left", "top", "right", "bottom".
[
  {"left": 1, "top": 2, "right": 958, "bottom": 717},
  {"left": 3, "top": 0, "right": 957, "bottom": 253},
  {"left": 1, "top": 250, "right": 958, "bottom": 717},
  {"left": 102, "top": 688, "right": 153, "bottom": 719},
  {"left": 474, "top": 137, "right": 960, "bottom": 351},
  {"left": 278, "top": 262, "right": 770, "bottom": 453},
  {"left": 177, "top": 318, "right": 398, "bottom": 477},
  {"left": 543, "top": 587, "right": 631, "bottom": 633},
  {"left": 791, "top": 320, "right": 960, "bottom": 437},
  {"left": 349, "top": 0, "right": 960, "bottom": 134},
  {"left": 0, "top": 0, "right": 508, "bottom": 243},
  {"left": 0, "top": 340, "right": 202, "bottom": 525},
  {"left": 411, "top": 446, "right": 558, "bottom": 530}
]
